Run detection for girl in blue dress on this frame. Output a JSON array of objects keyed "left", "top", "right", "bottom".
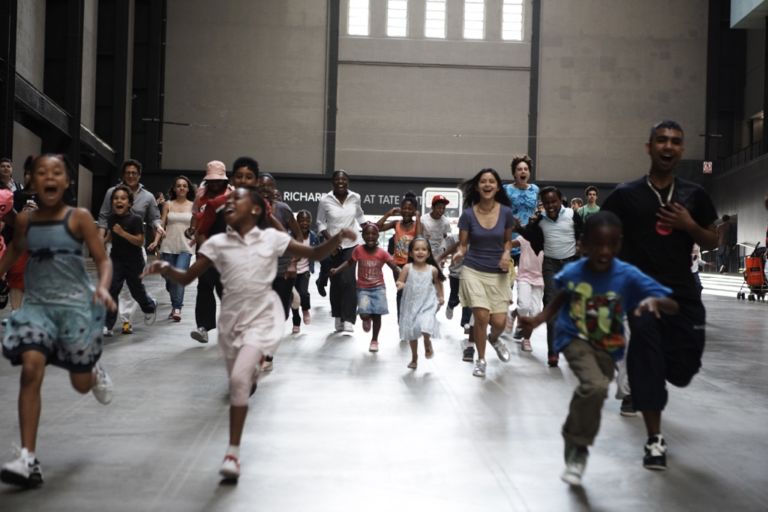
[{"left": 0, "top": 154, "right": 116, "bottom": 488}]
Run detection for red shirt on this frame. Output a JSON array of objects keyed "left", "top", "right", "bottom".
[{"left": 351, "top": 245, "right": 392, "bottom": 288}]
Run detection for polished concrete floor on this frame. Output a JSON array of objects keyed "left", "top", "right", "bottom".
[{"left": 0, "top": 270, "right": 766, "bottom": 512}]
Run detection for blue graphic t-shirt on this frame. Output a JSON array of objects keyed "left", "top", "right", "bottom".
[
  {"left": 553, "top": 257, "right": 671, "bottom": 360},
  {"left": 504, "top": 183, "right": 539, "bottom": 256}
]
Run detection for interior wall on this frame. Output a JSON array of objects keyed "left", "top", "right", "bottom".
[
  {"left": 16, "top": 0, "right": 46, "bottom": 89},
  {"left": 536, "top": 0, "right": 709, "bottom": 183},
  {"left": 81, "top": 0, "right": 98, "bottom": 129},
  {"left": 336, "top": 0, "right": 532, "bottom": 179},
  {"left": 711, "top": 154, "right": 768, "bottom": 245},
  {"left": 162, "top": 0, "right": 328, "bottom": 173}
]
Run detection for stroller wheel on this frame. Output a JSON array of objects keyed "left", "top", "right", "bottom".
[{"left": 748, "top": 294, "right": 756, "bottom": 301}]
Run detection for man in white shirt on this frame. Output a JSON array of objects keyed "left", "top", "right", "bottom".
[
  {"left": 316, "top": 171, "right": 366, "bottom": 332},
  {"left": 419, "top": 195, "right": 452, "bottom": 258}
]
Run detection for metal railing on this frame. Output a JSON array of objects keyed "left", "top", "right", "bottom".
[{"left": 717, "top": 140, "right": 767, "bottom": 173}]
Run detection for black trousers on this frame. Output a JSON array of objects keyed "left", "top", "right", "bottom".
[
  {"left": 329, "top": 246, "right": 357, "bottom": 323},
  {"left": 195, "top": 266, "right": 223, "bottom": 331},
  {"left": 291, "top": 272, "right": 311, "bottom": 326},
  {"left": 272, "top": 274, "right": 296, "bottom": 321},
  {"left": 106, "top": 256, "right": 155, "bottom": 329}
]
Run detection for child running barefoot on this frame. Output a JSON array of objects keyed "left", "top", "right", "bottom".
[
  {"left": 396, "top": 237, "right": 445, "bottom": 368},
  {"left": 330, "top": 223, "right": 399, "bottom": 352},
  {"left": 517, "top": 212, "right": 677, "bottom": 486},
  {"left": 0, "top": 154, "right": 116, "bottom": 488},
  {"left": 143, "top": 186, "right": 354, "bottom": 481}
]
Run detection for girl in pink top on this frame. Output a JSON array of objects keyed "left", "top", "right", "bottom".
[
  {"left": 331, "top": 223, "right": 400, "bottom": 352},
  {"left": 513, "top": 235, "right": 544, "bottom": 352}
]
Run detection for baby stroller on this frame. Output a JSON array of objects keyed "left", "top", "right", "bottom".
[{"left": 736, "top": 243, "right": 768, "bottom": 301}]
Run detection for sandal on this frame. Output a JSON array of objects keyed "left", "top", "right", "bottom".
[{"left": 407, "top": 360, "right": 417, "bottom": 369}]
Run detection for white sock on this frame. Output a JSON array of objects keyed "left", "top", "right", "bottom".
[{"left": 226, "top": 445, "right": 240, "bottom": 458}]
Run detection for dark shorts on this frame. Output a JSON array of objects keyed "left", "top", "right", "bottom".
[{"left": 626, "top": 298, "right": 706, "bottom": 411}]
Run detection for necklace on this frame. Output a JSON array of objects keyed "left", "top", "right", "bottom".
[
  {"left": 476, "top": 203, "right": 497, "bottom": 214},
  {"left": 646, "top": 175, "right": 675, "bottom": 236}
]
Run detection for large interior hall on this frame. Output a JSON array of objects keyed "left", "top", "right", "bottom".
[{"left": 0, "top": 1, "right": 767, "bottom": 511}]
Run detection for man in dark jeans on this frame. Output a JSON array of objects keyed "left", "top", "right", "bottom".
[{"left": 602, "top": 120, "right": 718, "bottom": 471}]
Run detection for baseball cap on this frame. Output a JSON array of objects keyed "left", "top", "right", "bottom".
[{"left": 431, "top": 195, "right": 450, "bottom": 206}]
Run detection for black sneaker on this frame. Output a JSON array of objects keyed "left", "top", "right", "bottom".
[
  {"left": 316, "top": 280, "right": 327, "bottom": 297},
  {"left": 643, "top": 434, "right": 667, "bottom": 470},
  {"left": 620, "top": 396, "right": 639, "bottom": 417},
  {"left": 462, "top": 345, "right": 475, "bottom": 362}
]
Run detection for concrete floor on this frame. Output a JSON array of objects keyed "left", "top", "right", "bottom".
[{"left": 0, "top": 271, "right": 766, "bottom": 512}]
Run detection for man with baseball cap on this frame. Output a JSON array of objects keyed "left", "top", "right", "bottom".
[{"left": 418, "top": 194, "right": 452, "bottom": 259}]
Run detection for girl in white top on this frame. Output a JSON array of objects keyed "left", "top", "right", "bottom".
[
  {"left": 150, "top": 175, "right": 194, "bottom": 321},
  {"left": 144, "top": 187, "right": 355, "bottom": 482},
  {"left": 513, "top": 235, "right": 544, "bottom": 352}
]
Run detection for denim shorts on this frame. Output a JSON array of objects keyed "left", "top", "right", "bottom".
[{"left": 357, "top": 286, "right": 389, "bottom": 315}]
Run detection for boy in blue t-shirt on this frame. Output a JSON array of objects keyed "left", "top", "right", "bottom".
[{"left": 518, "top": 211, "right": 677, "bottom": 486}]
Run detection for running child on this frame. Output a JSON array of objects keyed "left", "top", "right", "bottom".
[
  {"left": 396, "top": 236, "right": 445, "bottom": 369},
  {"left": 143, "top": 186, "right": 355, "bottom": 481},
  {"left": 330, "top": 223, "right": 400, "bottom": 352},
  {"left": 517, "top": 211, "right": 677, "bottom": 486},
  {"left": 0, "top": 154, "right": 116, "bottom": 488},
  {"left": 104, "top": 185, "right": 157, "bottom": 335},
  {"left": 290, "top": 210, "right": 320, "bottom": 333},
  {"left": 377, "top": 191, "right": 420, "bottom": 318},
  {"left": 509, "top": 231, "right": 544, "bottom": 353}
]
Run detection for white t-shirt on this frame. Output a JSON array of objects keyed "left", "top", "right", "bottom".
[
  {"left": 316, "top": 190, "right": 365, "bottom": 249},
  {"left": 420, "top": 213, "right": 451, "bottom": 256}
]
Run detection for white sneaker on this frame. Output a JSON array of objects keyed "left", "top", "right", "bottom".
[
  {"left": 143, "top": 298, "right": 157, "bottom": 325},
  {"left": 219, "top": 454, "right": 240, "bottom": 480},
  {"left": 0, "top": 447, "right": 43, "bottom": 487},
  {"left": 102, "top": 326, "right": 113, "bottom": 338},
  {"left": 490, "top": 336, "right": 511, "bottom": 362},
  {"left": 191, "top": 327, "right": 208, "bottom": 343},
  {"left": 472, "top": 358, "right": 487, "bottom": 377},
  {"left": 561, "top": 444, "right": 588, "bottom": 486},
  {"left": 334, "top": 317, "right": 343, "bottom": 332},
  {"left": 92, "top": 364, "right": 114, "bottom": 405},
  {"left": 521, "top": 339, "right": 532, "bottom": 352},
  {"left": 342, "top": 321, "right": 355, "bottom": 333}
]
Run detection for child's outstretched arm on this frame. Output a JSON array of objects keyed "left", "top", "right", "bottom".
[
  {"left": 517, "top": 289, "right": 568, "bottom": 331},
  {"left": 286, "top": 228, "right": 357, "bottom": 261},
  {"left": 375, "top": 207, "right": 400, "bottom": 232},
  {"left": 329, "top": 260, "right": 351, "bottom": 277},
  {"left": 76, "top": 208, "right": 116, "bottom": 311},
  {"left": 395, "top": 264, "right": 410, "bottom": 291},
  {"left": 634, "top": 296, "right": 678, "bottom": 318},
  {"left": 385, "top": 260, "right": 401, "bottom": 280},
  {"left": 142, "top": 254, "right": 213, "bottom": 286}
]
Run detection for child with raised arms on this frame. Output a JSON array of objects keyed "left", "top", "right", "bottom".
[
  {"left": 143, "top": 186, "right": 355, "bottom": 481},
  {"left": 397, "top": 236, "right": 445, "bottom": 369},
  {"left": 0, "top": 154, "right": 116, "bottom": 488},
  {"left": 330, "top": 222, "right": 400, "bottom": 352},
  {"left": 517, "top": 211, "right": 677, "bottom": 486}
]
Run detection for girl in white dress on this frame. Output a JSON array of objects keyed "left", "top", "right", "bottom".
[
  {"left": 396, "top": 237, "right": 445, "bottom": 369},
  {"left": 143, "top": 187, "right": 355, "bottom": 482}
]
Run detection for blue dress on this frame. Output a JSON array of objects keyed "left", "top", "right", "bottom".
[
  {"left": 398, "top": 264, "right": 439, "bottom": 341},
  {"left": 2, "top": 209, "right": 106, "bottom": 372}
]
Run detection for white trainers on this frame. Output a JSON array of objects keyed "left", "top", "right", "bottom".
[
  {"left": 0, "top": 447, "right": 43, "bottom": 487},
  {"left": 191, "top": 327, "right": 208, "bottom": 343},
  {"left": 472, "top": 358, "right": 487, "bottom": 377},
  {"left": 102, "top": 326, "right": 113, "bottom": 338},
  {"left": 92, "top": 364, "right": 114, "bottom": 405},
  {"left": 219, "top": 454, "right": 240, "bottom": 480},
  {"left": 143, "top": 298, "right": 158, "bottom": 325},
  {"left": 334, "top": 317, "right": 343, "bottom": 332},
  {"left": 521, "top": 338, "right": 532, "bottom": 352},
  {"left": 342, "top": 321, "right": 355, "bottom": 333},
  {"left": 561, "top": 443, "right": 588, "bottom": 486},
  {"left": 490, "top": 336, "right": 511, "bottom": 362}
]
